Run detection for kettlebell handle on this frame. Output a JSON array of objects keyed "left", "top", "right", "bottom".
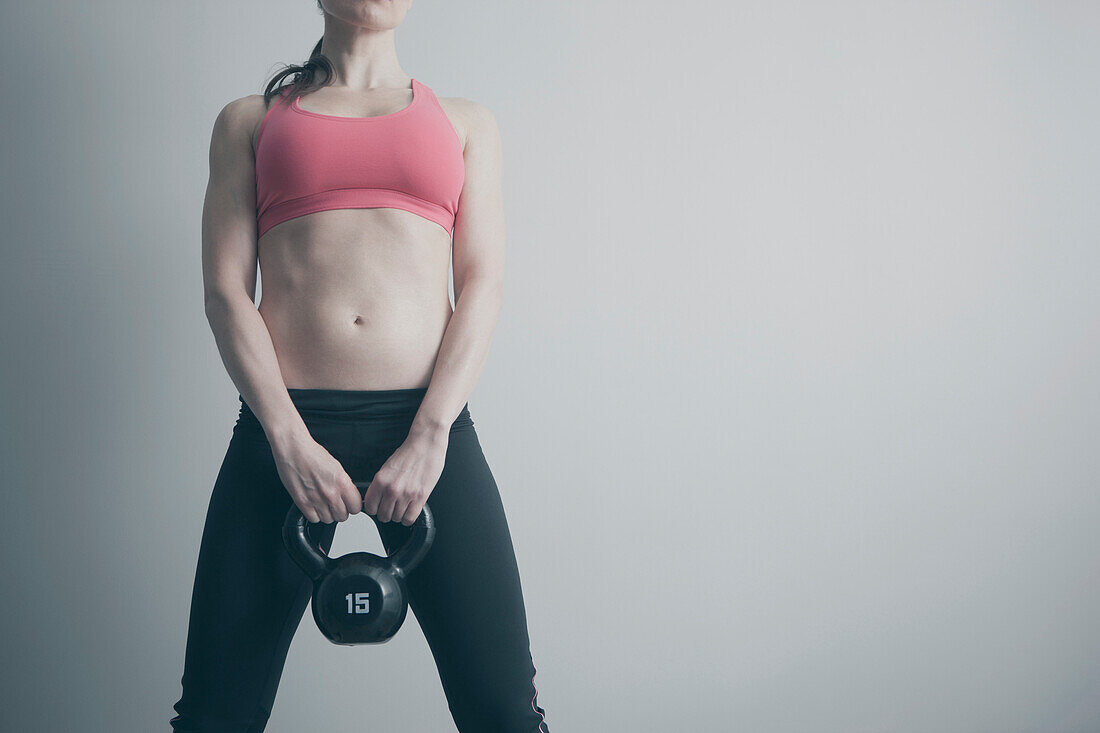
[{"left": 282, "top": 495, "right": 435, "bottom": 581}]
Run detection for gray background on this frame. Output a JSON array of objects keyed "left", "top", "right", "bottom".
[{"left": 2, "top": 1, "right": 1098, "bottom": 731}]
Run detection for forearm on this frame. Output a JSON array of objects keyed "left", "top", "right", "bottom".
[
  {"left": 204, "top": 292, "right": 309, "bottom": 448},
  {"left": 410, "top": 277, "right": 503, "bottom": 440}
]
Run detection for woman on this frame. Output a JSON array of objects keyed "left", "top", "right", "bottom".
[{"left": 170, "top": 1, "right": 549, "bottom": 730}]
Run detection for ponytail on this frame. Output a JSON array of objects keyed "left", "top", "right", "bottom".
[{"left": 262, "top": 34, "right": 335, "bottom": 106}]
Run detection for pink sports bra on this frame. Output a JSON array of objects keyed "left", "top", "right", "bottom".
[{"left": 254, "top": 78, "right": 465, "bottom": 239}]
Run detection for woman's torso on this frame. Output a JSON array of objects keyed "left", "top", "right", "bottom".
[{"left": 248, "top": 79, "right": 465, "bottom": 390}]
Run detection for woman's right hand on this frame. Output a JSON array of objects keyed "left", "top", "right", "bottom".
[{"left": 270, "top": 433, "right": 362, "bottom": 524}]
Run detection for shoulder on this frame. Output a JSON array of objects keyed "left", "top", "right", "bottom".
[
  {"left": 213, "top": 94, "right": 269, "bottom": 130},
  {"left": 433, "top": 93, "right": 500, "bottom": 151},
  {"left": 210, "top": 93, "right": 271, "bottom": 151}
]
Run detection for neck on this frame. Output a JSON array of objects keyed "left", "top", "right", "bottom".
[{"left": 319, "top": 17, "right": 408, "bottom": 91}]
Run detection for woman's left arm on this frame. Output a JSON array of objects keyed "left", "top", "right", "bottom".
[{"left": 363, "top": 100, "right": 505, "bottom": 526}]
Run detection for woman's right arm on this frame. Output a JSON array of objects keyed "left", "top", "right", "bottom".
[{"left": 200, "top": 96, "right": 361, "bottom": 524}]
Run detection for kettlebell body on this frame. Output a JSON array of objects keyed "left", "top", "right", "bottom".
[{"left": 282, "top": 494, "right": 435, "bottom": 646}]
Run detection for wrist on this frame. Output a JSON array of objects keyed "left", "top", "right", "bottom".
[
  {"left": 265, "top": 419, "right": 312, "bottom": 452},
  {"left": 408, "top": 416, "right": 450, "bottom": 446}
]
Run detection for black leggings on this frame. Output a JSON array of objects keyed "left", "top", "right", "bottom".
[{"left": 170, "top": 388, "right": 549, "bottom": 732}]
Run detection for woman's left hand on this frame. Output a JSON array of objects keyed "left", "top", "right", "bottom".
[{"left": 363, "top": 427, "right": 449, "bottom": 526}]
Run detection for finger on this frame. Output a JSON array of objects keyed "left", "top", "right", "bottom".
[
  {"left": 293, "top": 494, "right": 323, "bottom": 524},
  {"left": 375, "top": 491, "right": 398, "bottom": 523},
  {"left": 391, "top": 496, "right": 413, "bottom": 526},
  {"left": 400, "top": 498, "right": 423, "bottom": 527},
  {"left": 340, "top": 477, "right": 362, "bottom": 515},
  {"left": 313, "top": 502, "right": 334, "bottom": 525},
  {"left": 361, "top": 478, "right": 381, "bottom": 515},
  {"left": 326, "top": 483, "right": 351, "bottom": 521},
  {"left": 300, "top": 503, "right": 321, "bottom": 524},
  {"left": 328, "top": 496, "right": 349, "bottom": 523}
]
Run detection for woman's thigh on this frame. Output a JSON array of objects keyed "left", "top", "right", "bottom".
[
  {"left": 171, "top": 433, "right": 338, "bottom": 732},
  {"left": 376, "top": 424, "right": 549, "bottom": 731}
]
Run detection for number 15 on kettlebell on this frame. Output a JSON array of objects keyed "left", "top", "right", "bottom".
[{"left": 281, "top": 487, "right": 436, "bottom": 646}]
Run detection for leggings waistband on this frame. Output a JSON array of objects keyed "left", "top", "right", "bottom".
[{"left": 239, "top": 387, "right": 438, "bottom": 423}]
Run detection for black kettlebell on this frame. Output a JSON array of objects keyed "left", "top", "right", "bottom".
[{"left": 282, "top": 483, "right": 435, "bottom": 646}]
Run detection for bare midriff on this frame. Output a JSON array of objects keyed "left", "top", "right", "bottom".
[{"left": 256, "top": 207, "right": 454, "bottom": 390}]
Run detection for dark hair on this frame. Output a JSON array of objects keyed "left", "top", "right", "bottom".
[{"left": 261, "top": 33, "right": 335, "bottom": 106}]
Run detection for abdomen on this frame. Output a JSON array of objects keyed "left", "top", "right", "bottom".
[{"left": 255, "top": 208, "right": 454, "bottom": 390}]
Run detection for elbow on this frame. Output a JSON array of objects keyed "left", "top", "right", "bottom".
[
  {"left": 486, "top": 279, "right": 504, "bottom": 314},
  {"left": 456, "top": 272, "right": 503, "bottom": 314},
  {"left": 203, "top": 288, "right": 246, "bottom": 324},
  {"left": 477, "top": 278, "right": 504, "bottom": 317},
  {"left": 203, "top": 291, "right": 226, "bottom": 322}
]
